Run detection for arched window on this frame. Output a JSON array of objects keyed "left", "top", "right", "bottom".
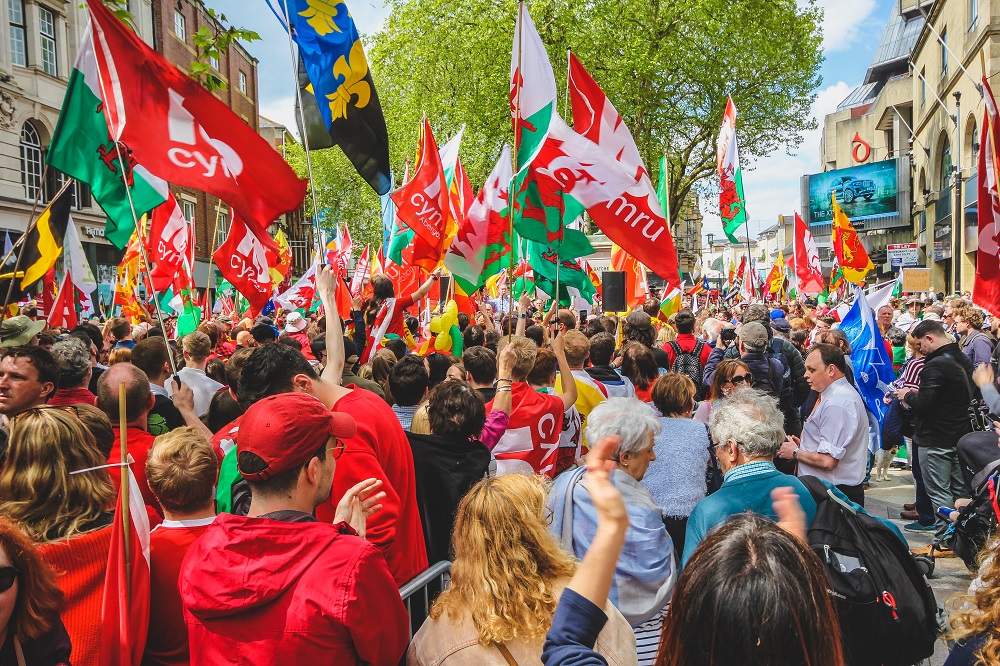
[
  {"left": 939, "top": 138, "right": 952, "bottom": 191},
  {"left": 19, "top": 122, "right": 42, "bottom": 202}
]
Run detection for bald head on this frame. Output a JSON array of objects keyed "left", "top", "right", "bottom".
[
  {"left": 97, "top": 362, "right": 153, "bottom": 425},
  {"left": 236, "top": 330, "right": 256, "bottom": 348}
]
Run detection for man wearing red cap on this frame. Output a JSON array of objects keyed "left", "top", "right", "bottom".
[{"left": 180, "top": 392, "right": 408, "bottom": 665}]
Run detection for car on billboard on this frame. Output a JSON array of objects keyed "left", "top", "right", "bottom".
[{"left": 830, "top": 175, "right": 876, "bottom": 203}]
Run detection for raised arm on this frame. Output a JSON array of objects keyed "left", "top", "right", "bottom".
[
  {"left": 317, "top": 266, "right": 345, "bottom": 386},
  {"left": 551, "top": 332, "right": 578, "bottom": 412},
  {"left": 410, "top": 268, "right": 442, "bottom": 302},
  {"left": 515, "top": 292, "right": 530, "bottom": 337}
]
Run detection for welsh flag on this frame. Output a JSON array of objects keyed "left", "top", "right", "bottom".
[
  {"left": 526, "top": 239, "right": 596, "bottom": 306},
  {"left": 99, "top": 465, "right": 151, "bottom": 666},
  {"left": 274, "top": 264, "right": 317, "bottom": 312},
  {"left": 444, "top": 145, "right": 514, "bottom": 293},
  {"left": 568, "top": 52, "right": 680, "bottom": 290},
  {"left": 717, "top": 96, "right": 748, "bottom": 243},
  {"left": 510, "top": 4, "right": 557, "bottom": 169},
  {"left": 47, "top": 25, "right": 167, "bottom": 249}
]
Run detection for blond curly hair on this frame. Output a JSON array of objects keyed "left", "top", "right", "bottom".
[
  {"left": 948, "top": 537, "right": 1000, "bottom": 665},
  {"left": 429, "top": 474, "right": 576, "bottom": 645}
]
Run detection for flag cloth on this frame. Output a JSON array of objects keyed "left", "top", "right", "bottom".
[
  {"left": 270, "top": 229, "right": 293, "bottom": 288},
  {"left": 610, "top": 244, "right": 650, "bottom": 310},
  {"left": 510, "top": 4, "right": 557, "bottom": 169},
  {"left": 659, "top": 286, "right": 682, "bottom": 320},
  {"left": 445, "top": 145, "right": 514, "bottom": 294},
  {"left": 47, "top": 25, "right": 167, "bottom": 249},
  {"left": 526, "top": 240, "right": 596, "bottom": 305},
  {"left": 274, "top": 0, "right": 390, "bottom": 195},
  {"left": 18, "top": 185, "right": 73, "bottom": 289},
  {"left": 350, "top": 245, "right": 370, "bottom": 296},
  {"left": 438, "top": 127, "right": 473, "bottom": 247},
  {"left": 832, "top": 192, "right": 874, "bottom": 284},
  {"left": 390, "top": 118, "right": 448, "bottom": 264},
  {"left": 145, "top": 196, "right": 189, "bottom": 292},
  {"left": 87, "top": 0, "right": 307, "bottom": 240},
  {"left": 766, "top": 251, "right": 785, "bottom": 295},
  {"left": 838, "top": 286, "right": 894, "bottom": 424},
  {"left": 65, "top": 221, "right": 98, "bottom": 317},
  {"left": 717, "top": 96, "right": 747, "bottom": 243},
  {"left": 488, "top": 384, "right": 565, "bottom": 477},
  {"left": 324, "top": 220, "right": 352, "bottom": 275},
  {"left": 568, "top": 53, "right": 680, "bottom": 289},
  {"left": 214, "top": 214, "right": 277, "bottom": 316},
  {"left": 975, "top": 76, "right": 1000, "bottom": 316},
  {"left": 99, "top": 465, "right": 151, "bottom": 666},
  {"left": 274, "top": 264, "right": 317, "bottom": 312},
  {"left": 48, "top": 273, "right": 78, "bottom": 330},
  {"left": 793, "top": 212, "right": 825, "bottom": 295}
]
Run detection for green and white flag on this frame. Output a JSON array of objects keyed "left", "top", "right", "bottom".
[
  {"left": 510, "top": 6, "right": 557, "bottom": 169},
  {"left": 47, "top": 26, "right": 167, "bottom": 249},
  {"left": 717, "top": 96, "right": 748, "bottom": 243}
]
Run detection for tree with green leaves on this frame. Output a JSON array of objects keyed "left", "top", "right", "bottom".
[{"left": 367, "top": 0, "right": 823, "bottom": 230}]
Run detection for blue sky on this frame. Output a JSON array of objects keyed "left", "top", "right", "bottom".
[{"left": 218, "top": 0, "right": 896, "bottom": 242}]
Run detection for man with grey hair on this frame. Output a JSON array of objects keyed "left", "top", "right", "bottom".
[
  {"left": 49, "top": 337, "right": 96, "bottom": 406},
  {"left": 681, "top": 389, "right": 818, "bottom": 565}
]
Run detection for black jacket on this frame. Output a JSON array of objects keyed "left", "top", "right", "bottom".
[
  {"left": 406, "top": 431, "right": 492, "bottom": 563},
  {"left": 903, "top": 342, "right": 975, "bottom": 449}
]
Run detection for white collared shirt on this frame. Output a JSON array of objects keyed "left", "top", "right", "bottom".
[
  {"left": 164, "top": 367, "right": 224, "bottom": 418},
  {"left": 798, "top": 376, "right": 869, "bottom": 487}
]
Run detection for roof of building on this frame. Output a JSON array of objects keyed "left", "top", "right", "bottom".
[{"left": 259, "top": 115, "right": 286, "bottom": 130}]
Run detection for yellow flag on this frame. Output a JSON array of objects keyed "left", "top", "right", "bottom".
[{"left": 832, "top": 193, "right": 873, "bottom": 284}]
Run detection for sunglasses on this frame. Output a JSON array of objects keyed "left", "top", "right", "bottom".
[
  {"left": 0, "top": 566, "right": 17, "bottom": 592},
  {"left": 327, "top": 439, "right": 346, "bottom": 460},
  {"left": 725, "top": 374, "right": 750, "bottom": 385}
]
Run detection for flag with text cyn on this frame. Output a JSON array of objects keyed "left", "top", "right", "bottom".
[
  {"left": 86, "top": 0, "right": 306, "bottom": 241},
  {"left": 146, "top": 196, "right": 189, "bottom": 292},
  {"left": 390, "top": 118, "right": 449, "bottom": 268},
  {"left": 213, "top": 214, "right": 278, "bottom": 316}
]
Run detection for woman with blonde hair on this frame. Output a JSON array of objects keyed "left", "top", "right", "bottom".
[
  {"left": 407, "top": 474, "right": 636, "bottom": 665},
  {"left": 945, "top": 536, "right": 1000, "bottom": 664},
  {"left": 0, "top": 407, "right": 115, "bottom": 665}
]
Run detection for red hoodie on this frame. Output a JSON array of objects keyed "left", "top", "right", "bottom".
[{"left": 180, "top": 513, "right": 409, "bottom": 666}]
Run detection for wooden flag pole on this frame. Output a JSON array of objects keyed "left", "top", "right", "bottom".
[{"left": 118, "top": 380, "right": 132, "bottom": 598}]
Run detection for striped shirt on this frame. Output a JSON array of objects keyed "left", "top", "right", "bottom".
[{"left": 723, "top": 460, "right": 777, "bottom": 484}]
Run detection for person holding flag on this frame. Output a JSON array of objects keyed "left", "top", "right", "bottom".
[{"left": 361, "top": 269, "right": 442, "bottom": 363}]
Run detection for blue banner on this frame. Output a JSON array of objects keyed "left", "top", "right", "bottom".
[{"left": 838, "top": 286, "right": 895, "bottom": 424}]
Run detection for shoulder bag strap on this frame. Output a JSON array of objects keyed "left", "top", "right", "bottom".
[
  {"left": 13, "top": 635, "right": 25, "bottom": 666},
  {"left": 495, "top": 643, "right": 520, "bottom": 666}
]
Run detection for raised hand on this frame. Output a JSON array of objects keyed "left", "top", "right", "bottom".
[{"left": 333, "top": 478, "right": 386, "bottom": 539}]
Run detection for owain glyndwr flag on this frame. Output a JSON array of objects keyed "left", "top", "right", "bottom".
[{"left": 87, "top": 0, "right": 307, "bottom": 239}]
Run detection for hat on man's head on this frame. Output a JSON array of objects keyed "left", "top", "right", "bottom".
[
  {"left": 905, "top": 296, "right": 923, "bottom": 306},
  {"left": 250, "top": 322, "right": 277, "bottom": 343},
  {"left": 625, "top": 310, "right": 652, "bottom": 330},
  {"left": 0, "top": 316, "right": 46, "bottom": 348},
  {"left": 770, "top": 309, "right": 785, "bottom": 321},
  {"left": 236, "top": 393, "right": 356, "bottom": 482},
  {"left": 771, "top": 317, "right": 792, "bottom": 335},
  {"left": 742, "top": 304, "right": 771, "bottom": 324},
  {"left": 214, "top": 314, "right": 234, "bottom": 325},
  {"left": 285, "top": 312, "right": 308, "bottom": 333},
  {"left": 738, "top": 321, "right": 769, "bottom": 353}
]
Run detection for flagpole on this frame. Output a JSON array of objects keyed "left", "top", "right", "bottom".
[
  {"left": 564, "top": 48, "right": 571, "bottom": 121},
  {"left": 281, "top": 0, "right": 325, "bottom": 261},
  {"left": 202, "top": 201, "right": 225, "bottom": 315},
  {"left": 0, "top": 176, "right": 72, "bottom": 320},
  {"left": 118, "top": 380, "right": 132, "bottom": 599},
  {"left": 507, "top": 0, "right": 525, "bottom": 340}
]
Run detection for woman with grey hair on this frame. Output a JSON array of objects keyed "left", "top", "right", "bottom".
[
  {"left": 49, "top": 337, "right": 97, "bottom": 406},
  {"left": 548, "top": 397, "right": 676, "bottom": 666}
]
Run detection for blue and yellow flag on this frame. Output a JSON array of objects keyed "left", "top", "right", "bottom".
[{"left": 268, "top": 0, "right": 391, "bottom": 195}]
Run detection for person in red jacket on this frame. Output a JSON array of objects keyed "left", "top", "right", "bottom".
[
  {"left": 180, "top": 392, "right": 408, "bottom": 666},
  {"left": 663, "top": 309, "right": 713, "bottom": 369}
]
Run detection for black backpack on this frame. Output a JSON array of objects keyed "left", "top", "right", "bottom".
[
  {"left": 668, "top": 340, "right": 706, "bottom": 399},
  {"left": 799, "top": 476, "right": 939, "bottom": 666}
]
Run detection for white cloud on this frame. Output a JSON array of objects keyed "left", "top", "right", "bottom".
[
  {"left": 807, "top": 0, "right": 880, "bottom": 53},
  {"left": 700, "top": 81, "right": 854, "bottom": 240},
  {"left": 352, "top": 1, "right": 392, "bottom": 36}
]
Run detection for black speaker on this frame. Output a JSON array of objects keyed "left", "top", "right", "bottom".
[
  {"left": 438, "top": 275, "right": 451, "bottom": 304},
  {"left": 602, "top": 271, "right": 626, "bottom": 312}
]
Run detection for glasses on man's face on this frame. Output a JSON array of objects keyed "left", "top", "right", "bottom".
[
  {"left": 327, "top": 438, "right": 346, "bottom": 460},
  {"left": 725, "top": 374, "right": 750, "bottom": 386},
  {"left": 0, "top": 566, "right": 18, "bottom": 593}
]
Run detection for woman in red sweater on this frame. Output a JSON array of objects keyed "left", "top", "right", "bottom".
[{"left": 0, "top": 408, "right": 115, "bottom": 666}]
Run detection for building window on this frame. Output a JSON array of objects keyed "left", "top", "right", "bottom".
[
  {"left": 941, "top": 30, "right": 948, "bottom": 78},
  {"left": 920, "top": 69, "right": 926, "bottom": 107},
  {"left": 238, "top": 71, "right": 247, "bottom": 94},
  {"left": 182, "top": 200, "right": 196, "bottom": 223},
  {"left": 8, "top": 0, "right": 25, "bottom": 67},
  {"left": 173, "top": 10, "right": 185, "bottom": 41},
  {"left": 970, "top": 0, "right": 979, "bottom": 29},
  {"left": 39, "top": 6, "right": 57, "bottom": 77},
  {"left": 209, "top": 54, "right": 219, "bottom": 70},
  {"left": 215, "top": 210, "right": 229, "bottom": 250},
  {"left": 19, "top": 122, "right": 42, "bottom": 202}
]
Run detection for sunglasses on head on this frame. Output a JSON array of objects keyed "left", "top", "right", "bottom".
[
  {"left": 726, "top": 374, "right": 750, "bottom": 385},
  {"left": 0, "top": 566, "right": 17, "bottom": 592}
]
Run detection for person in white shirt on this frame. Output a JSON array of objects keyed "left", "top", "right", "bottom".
[
  {"left": 777, "top": 342, "right": 869, "bottom": 507},
  {"left": 166, "top": 331, "right": 223, "bottom": 418}
]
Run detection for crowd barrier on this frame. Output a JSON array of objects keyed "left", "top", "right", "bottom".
[{"left": 399, "top": 560, "right": 452, "bottom": 638}]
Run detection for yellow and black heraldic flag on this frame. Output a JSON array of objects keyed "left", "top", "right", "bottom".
[{"left": 0, "top": 186, "right": 72, "bottom": 301}]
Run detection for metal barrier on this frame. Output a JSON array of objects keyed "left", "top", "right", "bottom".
[{"left": 399, "top": 561, "right": 452, "bottom": 638}]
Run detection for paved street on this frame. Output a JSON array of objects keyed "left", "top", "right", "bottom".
[{"left": 865, "top": 468, "right": 974, "bottom": 666}]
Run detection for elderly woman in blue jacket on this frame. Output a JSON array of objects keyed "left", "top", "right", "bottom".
[{"left": 548, "top": 397, "right": 677, "bottom": 666}]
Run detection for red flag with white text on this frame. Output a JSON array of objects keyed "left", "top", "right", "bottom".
[
  {"left": 87, "top": 0, "right": 306, "bottom": 240},
  {"left": 146, "top": 196, "right": 189, "bottom": 292},
  {"left": 390, "top": 119, "right": 448, "bottom": 262},
  {"left": 350, "top": 245, "right": 371, "bottom": 296},
  {"left": 213, "top": 214, "right": 277, "bottom": 316},
  {"left": 976, "top": 77, "right": 1000, "bottom": 316}
]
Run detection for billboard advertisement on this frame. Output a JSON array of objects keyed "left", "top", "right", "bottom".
[{"left": 807, "top": 159, "right": 899, "bottom": 225}]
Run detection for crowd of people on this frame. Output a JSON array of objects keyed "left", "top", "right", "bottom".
[{"left": 0, "top": 270, "right": 996, "bottom": 665}]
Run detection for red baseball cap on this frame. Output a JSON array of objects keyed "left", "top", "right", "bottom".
[{"left": 236, "top": 393, "right": 356, "bottom": 482}]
